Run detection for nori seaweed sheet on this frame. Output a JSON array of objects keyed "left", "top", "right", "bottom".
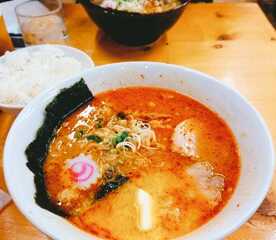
[
  {"left": 94, "top": 175, "right": 129, "bottom": 200},
  {"left": 25, "top": 79, "right": 93, "bottom": 216}
]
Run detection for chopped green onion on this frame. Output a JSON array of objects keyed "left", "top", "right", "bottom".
[
  {"left": 95, "top": 118, "right": 103, "bottom": 128},
  {"left": 74, "top": 129, "right": 85, "bottom": 139},
  {"left": 87, "top": 134, "right": 102, "bottom": 143},
  {"left": 112, "top": 131, "right": 128, "bottom": 146}
]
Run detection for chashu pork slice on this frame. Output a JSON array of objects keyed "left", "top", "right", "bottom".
[
  {"left": 171, "top": 119, "right": 200, "bottom": 159},
  {"left": 186, "top": 162, "right": 225, "bottom": 207}
]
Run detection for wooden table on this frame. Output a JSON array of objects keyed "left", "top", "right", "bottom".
[{"left": 1, "top": 2, "right": 276, "bottom": 239}]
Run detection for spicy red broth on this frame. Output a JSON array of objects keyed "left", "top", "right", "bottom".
[{"left": 44, "top": 87, "right": 240, "bottom": 240}]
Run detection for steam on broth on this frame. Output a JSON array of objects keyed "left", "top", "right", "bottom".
[{"left": 44, "top": 87, "right": 240, "bottom": 240}]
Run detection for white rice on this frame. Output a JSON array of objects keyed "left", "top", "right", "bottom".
[{"left": 0, "top": 46, "right": 85, "bottom": 106}]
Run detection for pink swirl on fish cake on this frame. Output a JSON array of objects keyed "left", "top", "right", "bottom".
[{"left": 66, "top": 154, "right": 99, "bottom": 189}]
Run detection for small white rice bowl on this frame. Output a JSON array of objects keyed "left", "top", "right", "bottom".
[{"left": 0, "top": 44, "right": 94, "bottom": 113}]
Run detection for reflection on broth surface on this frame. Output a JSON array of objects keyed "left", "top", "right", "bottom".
[{"left": 44, "top": 87, "right": 240, "bottom": 240}]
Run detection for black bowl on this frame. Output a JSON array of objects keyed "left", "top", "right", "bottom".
[{"left": 80, "top": 0, "right": 190, "bottom": 46}]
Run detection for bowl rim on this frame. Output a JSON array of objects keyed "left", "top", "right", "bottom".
[
  {"left": 81, "top": 0, "right": 190, "bottom": 17},
  {"left": 0, "top": 44, "right": 95, "bottom": 111},
  {"left": 4, "top": 61, "right": 275, "bottom": 240}
]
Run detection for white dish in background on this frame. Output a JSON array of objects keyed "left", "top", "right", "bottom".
[
  {"left": 4, "top": 62, "right": 275, "bottom": 240},
  {"left": 0, "top": 44, "right": 94, "bottom": 114}
]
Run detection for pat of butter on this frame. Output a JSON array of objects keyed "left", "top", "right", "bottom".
[{"left": 136, "top": 188, "right": 153, "bottom": 231}]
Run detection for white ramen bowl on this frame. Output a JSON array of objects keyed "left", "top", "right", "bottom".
[
  {"left": 4, "top": 62, "right": 275, "bottom": 240},
  {"left": 0, "top": 44, "right": 94, "bottom": 114}
]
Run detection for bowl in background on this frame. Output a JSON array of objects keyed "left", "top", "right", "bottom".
[
  {"left": 80, "top": 0, "right": 190, "bottom": 46},
  {"left": 4, "top": 62, "right": 274, "bottom": 240},
  {"left": 0, "top": 44, "right": 94, "bottom": 114}
]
